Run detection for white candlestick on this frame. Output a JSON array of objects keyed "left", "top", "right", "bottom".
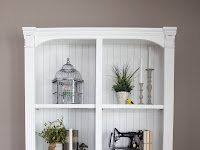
[
  {"left": 69, "top": 128, "right": 73, "bottom": 150},
  {"left": 148, "top": 47, "right": 151, "bottom": 68},
  {"left": 140, "top": 57, "right": 143, "bottom": 83}
]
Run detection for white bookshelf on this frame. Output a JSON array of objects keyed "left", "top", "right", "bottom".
[{"left": 23, "top": 27, "right": 176, "bottom": 150}]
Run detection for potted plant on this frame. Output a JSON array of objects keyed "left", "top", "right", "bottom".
[
  {"left": 112, "top": 64, "right": 139, "bottom": 104},
  {"left": 36, "top": 117, "right": 66, "bottom": 150}
]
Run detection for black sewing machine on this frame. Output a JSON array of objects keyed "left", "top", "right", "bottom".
[{"left": 109, "top": 128, "right": 143, "bottom": 150}]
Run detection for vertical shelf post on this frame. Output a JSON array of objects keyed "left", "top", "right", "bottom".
[
  {"left": 23, "top": 27, "right": 36, "bottom": 150},
  {"left": 95, "top": 38, "right": 103, "bottom": 150},
  {"left": 163, "top": 27, "right": 177, "bottom": 150}
]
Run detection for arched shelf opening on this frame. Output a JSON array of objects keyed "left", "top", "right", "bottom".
[
  {"left": 34, "top": 38, "right": 164, "bottom": 105},
  {"left": 34, "top": 38, "right": 164, "bottom": 150},
  {"left": 34, "top": 39, "right": 97, "bottom": 104},
  {"left": 102, "top": 39, "right": 164, "bottom": 105},
  {"left": 35, "top": 37, "right": 164, "bottom": 48},
  {"left": 35, "top": 39, "right": 96, "bottom": 48}
]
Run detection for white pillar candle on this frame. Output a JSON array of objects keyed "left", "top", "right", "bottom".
[
  {"left": 69, "top": 128, "right": 73, "bottom": 150},
  {"left": 148, "top": 46, "right": 152, "bottom": 68},
  {"left": 140, "top": 57, "right": 143, "bottom": 83}
]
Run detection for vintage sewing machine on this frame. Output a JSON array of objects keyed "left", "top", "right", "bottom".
[{"left": 109, "top": 128, "right": 143, "bottom": 150}]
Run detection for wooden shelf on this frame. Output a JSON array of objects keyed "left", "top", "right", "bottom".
[
  {"left": 102, "top": 104, "right": 164, "bottom": 110},
  {"left": 34, "top": 104, "right": 96, "bottom": 109},
  {"left": 34, "top": 104, "right": 164, "bottom": 109}
]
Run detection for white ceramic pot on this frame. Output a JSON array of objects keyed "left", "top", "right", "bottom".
[
  {"left": 116, "top": 92, "right": 130, "bottom": 104},
  {"left": 55, "top": 143, "right": 62, "bottom": 150},
  {"left": 48, "top": 143, "right": 62, "bottom": 150}
]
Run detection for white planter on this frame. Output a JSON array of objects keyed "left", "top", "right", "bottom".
[
  {"left": 116, "top": 92, "right": 130, "bottom": 104},
  {"left": 48, "top": 143, "right": 62, "bottom": 150}
]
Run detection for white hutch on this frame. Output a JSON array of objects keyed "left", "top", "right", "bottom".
[{"left": 23, "top": 27, "right": 177, "bottom": 150}]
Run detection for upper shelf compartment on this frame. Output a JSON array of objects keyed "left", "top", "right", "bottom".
[
  {"left": 102, "top": 39, "right": 164, "bottom": 105},
  {"left": 35, "top": 39, "right": 96, "bottom": 104}
]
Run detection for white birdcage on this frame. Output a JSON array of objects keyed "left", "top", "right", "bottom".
[{"left": 52, "top": 58, "right": 84, "bottom": 104}]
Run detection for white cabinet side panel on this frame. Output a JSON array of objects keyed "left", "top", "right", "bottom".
[
  {"left": 25, "top": 46, "right": 35, "bottom": 150},
  {"left": 163, "top": 45, "right": 175, "bottom": 150}
]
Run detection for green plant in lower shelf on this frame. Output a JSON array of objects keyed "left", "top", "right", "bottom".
[{"left": 35, "top": 117, "right": 66, "bottom": 144}]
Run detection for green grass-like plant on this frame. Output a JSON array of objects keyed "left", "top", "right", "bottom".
[
  {"left": 36, "top": 117, "right": 66, "bottom": 144},
  {"left": 112, "top": 64, "right": 139, "bottom": 92}
]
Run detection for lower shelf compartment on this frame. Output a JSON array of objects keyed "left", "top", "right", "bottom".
[
  {"left": 35, "top": 108, "right": 95, "bottom": 150},
  {"left": 102, "top": 109, "right": 163, "bottom": 150}
]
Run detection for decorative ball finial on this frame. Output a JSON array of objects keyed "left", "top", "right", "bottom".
[{"left": 67, "top": 58, "right": 70, "bottom": 64}]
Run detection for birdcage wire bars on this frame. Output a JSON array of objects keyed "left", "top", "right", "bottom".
[{"left": 52, "top": 58, "right": 84, "bottom": 104}]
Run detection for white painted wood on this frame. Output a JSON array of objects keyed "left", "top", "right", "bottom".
[
  {"left": 34, "top": 104, "right": 96, "bottom": 109},
  {"left": 153, "top": 45, "right": 164, "bottom": 105},
  {"left": 102, "top": 109, "right": 107, "bottom": 150},
  {"left": 23, "top": 27, "right": 176, "bottom": 150},
  {"left": 43, "top": 109, "right": 50, "bottom": 149},
  {"left": 153, "top": 110, "right": 163, "bottom": 150},
  {"left": 23, "top": 27, "right": 165, "bottom": 47},
  {"left": 35, "top": 108, "right": 43, "bottom": 150},
  {"left": 96, "top": 39, "right": 103, "bottom": 150},
  {"left": 49, "top": 42, "right": 57, "bottom": 104},
  {"left": 112, "top": 43, "right": 120, "bottom": 149},
  {"left": 126, "top": 44, "right": 135, "bottom": 133},
  {"left": 162, "top": 27, "right": 176, "bottom": 150},
  {"left": 89, "top": 45, "right": 96, "bottom": 104},
  {"left": 88, "top": 109, "right": 95, "bottom": 150},
  {"left": 82, "top": 45, "right": 89, "bottom": 104},
  {"left": 102, "top": 104, "right": 164, "bottom": 109},
  {"left": 35, "top": 45, "right": 43, "bottom": 104},
  {"left": 44, "top": 43, "right": 50, "bottom": 104},
  {"left": 24, "top": 32, "right": 36, "bottom": 150}
]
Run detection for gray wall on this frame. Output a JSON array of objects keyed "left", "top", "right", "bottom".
[{"left": 0, "top": 0, "right": 199, "bottom": 150}]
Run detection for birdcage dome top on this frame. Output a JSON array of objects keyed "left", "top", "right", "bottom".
[{"left": 53, "top": 58, "right": 83, "bottom": 82}]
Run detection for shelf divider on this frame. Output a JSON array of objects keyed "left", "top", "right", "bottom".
[{"left": 95, "top": 38, "right": 103, "bottom": 150}]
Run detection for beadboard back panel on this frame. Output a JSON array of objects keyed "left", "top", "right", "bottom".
[
  {"left": 102, "top": 109, "right": 163, "bottom": 150},
  {"left": 35, "top": 40, "right": 96, "bottom": 150},
  {"left": 102, "top": 40, "right": 164, "bottom": 150},
  {"left": 35, "top": 40, "right": 96, "bottom": 104},
  {"left": 102, "top": 40, "right": 164, "bottom": 105},
  {"left": 35, "top": 109, "right": 95, "bottom": 150}
]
